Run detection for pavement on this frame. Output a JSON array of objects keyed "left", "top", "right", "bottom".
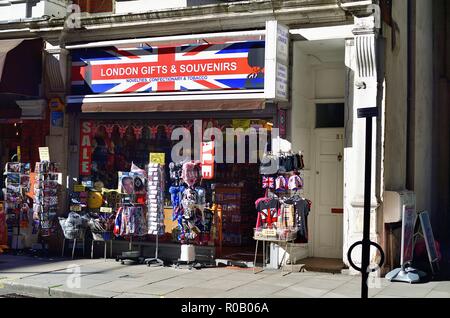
[{"left": 0, "top": 254, "right": 449, "bottom": 298}]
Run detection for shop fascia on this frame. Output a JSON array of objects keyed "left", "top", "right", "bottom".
[{"left": 66, "top": 20, "right": 290, "bottom": 105}]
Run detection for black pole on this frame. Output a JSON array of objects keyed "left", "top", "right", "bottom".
[{"left": 361, "top": 116, "right": 373, "bottom": 299}]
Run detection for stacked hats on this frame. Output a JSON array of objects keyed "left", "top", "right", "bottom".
[{"left": 147, "top": 163, "right": 165, "bottom": 236}]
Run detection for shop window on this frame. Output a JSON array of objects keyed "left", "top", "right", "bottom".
[{"left": 315, "top": 103, "right": 344, "bottom": 128}]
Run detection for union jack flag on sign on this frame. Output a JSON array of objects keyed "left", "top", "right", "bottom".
[{"left": 71, "top": 41, "right": 265, "bottom": 95}]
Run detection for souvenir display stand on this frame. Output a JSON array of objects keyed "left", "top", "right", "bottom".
[
  {"left": 144, "top": 163, "right": 165, "bottom": 267},
  {"left": 85, "top": 186, "right": 116, "bottom": 260},
  {"left": 169, "top": 161, "right": 208, "bottom": 269},
  {"left": 114, "top": 168, "right": 148, "bottom": 264},
  {"left": 253, "top": 150, "right": 311, "bottom": 275},
  {"left": 3, "top": 162, "right": 31, "bottom": 251},
  {"left": 34, "top": 161, "right": 60, "bottom": 252}
]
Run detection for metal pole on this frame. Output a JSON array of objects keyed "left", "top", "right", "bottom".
[{"left": 361, "top": 116, "right": 373, "bottom": 299}]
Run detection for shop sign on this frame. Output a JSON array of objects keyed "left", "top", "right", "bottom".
[
  {"left": 149, "top": 153, "right": 165, "bottom": 165},
  {"left": 201, "top": 141, "right": 214, "bottom": 180},
  {"left": 51, "top": 111, "right": 64, "bottom": 128},
  {"left": 71, "top": 41, "right": 265, "bottom": 95},
  {"left": 79, "top": 121, "right": 93, "bottom": 176},
  {"left": 17, "top": 146, "right": 21, "bottom": 162},
  {"left": 265, "top": 21, "right": 290, "bottom": 101},
  {"left": 278, "top": 109, "right": 287, "bottom": 138},
  {"left": 419, "top": 211, "right": 439, "bottom": 264},
  {"left": 401, "top": 206, "right": 416, "bottom": 265},
  {"left": 48, "top": 98, "right": 64, "bottom": 112}
]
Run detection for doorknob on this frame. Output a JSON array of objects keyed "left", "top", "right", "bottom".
[
  {"left": 337, "top": 153, "right": 343, "bottom": 162},
  {"left": 316, "top": 171, "right": 320, "bottom": 175}
]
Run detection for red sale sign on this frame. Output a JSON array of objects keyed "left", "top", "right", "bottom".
[{"left": 79, "top": 121, "right": 93, "bottom": 176}]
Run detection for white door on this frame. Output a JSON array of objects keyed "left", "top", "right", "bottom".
[{"left": 312, "top": 129, "right": 344, "bottom": 258}]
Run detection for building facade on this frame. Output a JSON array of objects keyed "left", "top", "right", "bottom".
[{"left": 0, "top": 0, "right": 448, "bottom": 274}]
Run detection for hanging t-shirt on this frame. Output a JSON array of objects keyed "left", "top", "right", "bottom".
[
  {"left": 255, "top": 198, "right": 279, "bottom": 228},
  {"left": 285, "top": 197, "right": 311, "bottom": 242}
]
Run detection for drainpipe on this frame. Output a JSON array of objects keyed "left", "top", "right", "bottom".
[{"left": 406, "top": 0, "right": 415, "bottom": 190}]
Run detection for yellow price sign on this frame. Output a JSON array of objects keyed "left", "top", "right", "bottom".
[
  {"left": 149, "top": 153, "right": 165, "bottom": 165},
  {"left": 74, "top": 185, "right": 86, "bottom": 192}
]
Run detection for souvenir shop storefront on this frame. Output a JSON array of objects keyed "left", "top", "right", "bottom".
[
  {"left": 0, "top": 39, "right": 48, "bottom": 201},
  {"left": 62, "top": 22, "right": 309, "bottom": 264}
]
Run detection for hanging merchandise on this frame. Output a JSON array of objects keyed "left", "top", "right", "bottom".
[
  {"left": 114, "top": 163, "right": 148, "bottom": 264},
  {"left": 3, "top": 162, "right": 32, "bottom": 249},
  {"left": 144, "top": 163, "right": 166, "bottom": 266},
  {"left": 254, "top": 150, "right": 310, "bottom": 243},
  {"left": 146, "top": 163, "right": 165, "bottom": 235},
  {"left": 34, "top": 161, "right": 60, "bottom": 238},
  {"left": 169, "top": 160, "right": 212, "bottom": 248},
  {"left": 259, "top": 151, "right": 304, "bottom": 176}
]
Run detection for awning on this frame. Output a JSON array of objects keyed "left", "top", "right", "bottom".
[
  {"left": 68, "top": 99, "right": 266, "bottom": 113},
  {"left": 0, "top": 38, "right": 43, "bottom": 96}
]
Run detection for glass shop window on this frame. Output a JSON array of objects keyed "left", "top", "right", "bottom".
[{"left": 315, "top": 103, "right": 344, "bottom": 128}]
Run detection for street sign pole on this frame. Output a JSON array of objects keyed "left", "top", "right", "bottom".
[{"left": 347, "top": 107, "right": 384, "bottom": 299}]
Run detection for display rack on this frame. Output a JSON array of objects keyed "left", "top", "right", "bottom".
[
  {"left": 34, "top": 161, "right": 60, "bottom": 239},
  {"left": 253, "top": 150, "right": 308, "bottom": 275},
  {"left": 144, "top": 163, "right": 165, "bottom": 267},
  {"left": 3, "top": 162, "right": 31, "bottom": 251}
]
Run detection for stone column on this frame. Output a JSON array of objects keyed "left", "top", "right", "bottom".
[{"left": 343, "top": 14, "right": 384, "bottom": 275}]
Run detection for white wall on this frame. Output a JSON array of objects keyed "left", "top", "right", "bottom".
[
  {"left": 0, "top": 0, "right": 65, "bottom": 22},
  {"left": 115, "top": 0, "right": 187, "bottom": 13}
]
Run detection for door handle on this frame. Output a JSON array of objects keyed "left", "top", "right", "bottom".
[{"left": 337, "top": 152, "right": 343, "bottom": 162}]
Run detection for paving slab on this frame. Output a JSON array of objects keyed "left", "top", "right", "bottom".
[
  {"left": 431, "top": 281, "right": 450, "bottom": 293},
  {"left": 376, "top": 284, "right": 435, "bottom": 298},
  {"left": 425, "top": 290, "right": 450, "bottom": 298},
  {"left": 89, "top": 279, "right": 150, "bottom": 293},
  {"left": 131, "top": 283, "right": 184, "bottom": 296},
  {"left": 272, "top": 285, "right": 329, "bottom": 298},
  {"left": 113, "top": 292, "right": 161, "bottom": 298},
  {"left": 217, "top": 281, "right": 287, "bottom": 298},
  {"left": 164, "top": 287, "right": 226, "bottom": 298}
]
